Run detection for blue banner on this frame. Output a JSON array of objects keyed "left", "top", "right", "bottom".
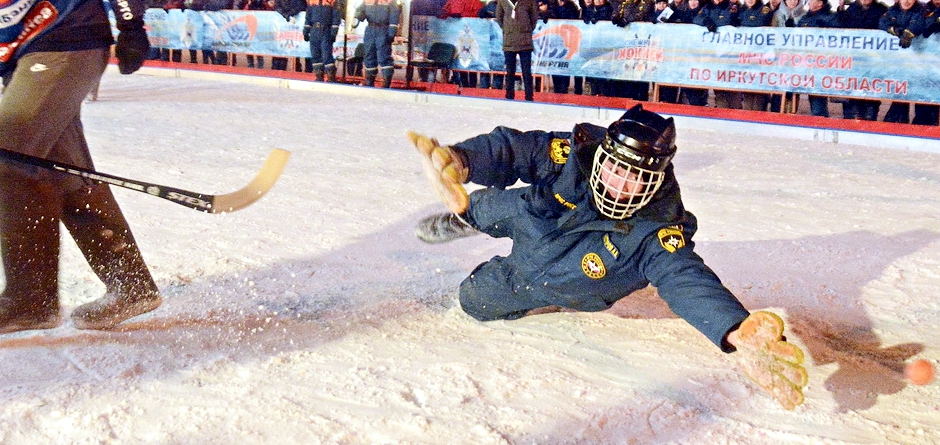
[
  {"left": 144, "top": 11, "right": 940, "bottom": 103},
  {"left": 525, "top": 21, "right": 939, "bottom": 102}
]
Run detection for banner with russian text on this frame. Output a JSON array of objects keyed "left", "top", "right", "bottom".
[
  {"left": 145, "top": 11, "right": 940, "bottom": 103},
  {"left": 528, "top": 21, "right": 939, "bottom": 103}
]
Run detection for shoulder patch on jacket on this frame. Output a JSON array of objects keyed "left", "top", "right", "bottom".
[
  {"left": 657, "top": 226, "right": 686, "bottom": 253},
  {"left": 549, "top": 138, "right": 571, "bottom": 164},
  {"left": 581, "top": 253, "right": 606, "bottom": 279},
  {"left": 553, "top": 193, "right": 577, "bottom": 210},
  {"left": 603, "top": 234, "right": 620, "bottom": 259}
]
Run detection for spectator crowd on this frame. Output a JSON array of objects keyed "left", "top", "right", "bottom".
[{"left": 146, "top": 0, "right": 940, "bottom": 125}]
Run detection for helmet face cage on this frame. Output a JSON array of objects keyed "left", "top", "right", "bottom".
[{"left": 589, "top": 138, "right": 666, "bottom": 220}]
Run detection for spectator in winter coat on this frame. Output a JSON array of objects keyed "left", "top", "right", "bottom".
[
  {"left": 771, "top": 0, "right": 805, "bottom": 26},
  {"left": 354, "top": 0, "right": 403, "bottom": 87},
  {"left": 611, "top": 0, "right": 656, "bottom": 25},
  {"left": 581, "top": 0, "right": 613, "bottom": 22},
  {"left": 244, "top": 0, "right": 276, "bottom": 69},
  {"left": 552, "top": 0, "right": 581, "bottom": 18},
  {"left": 162, "top": 0, "right": 186, "bottom": 62},
  {"left": 735, "top": 0, "right": 774, "bottom": 111},
  {"left": 652, "top": 0, "right": 669, "bottom": 22},
  {"left": 879, "top": 0, "right": 925, "bottom": 123},
  {"left": 479, "top": 0, "right": 499, "bottom": 16},
  {"left": 666, "top": 0, "right": 699, "bottom": 22},
  {"left": 548, "top": 0, "right": 583, "bottom": 94},
  {"left": 441, "top": 0, "right": 483, "bottom": 88},
  {"left": 914, "top": 0, "right": 940, "bottom": 126},
  {"left": 662, "top": 0, "right": 709, "bottom": 105},
  {"left": 837, "top": 0, "right": 887, "bottom": 120},
  {"left": 580, "top": 0, "right": 613, "bottom": 96},
  {"left": 195, "top": 0, "right": 237, "bottom": 65},
  {"left": 795, "top": 0, "right": 840, "bottom": 117},
  {"left": 652, "top": 0, "right": 681, "bottom": 103},
  {"left": 304, "top": 0, "right": 345, "bottom": 81},
  {"left": 496, "top": 0, "right": 540, "bottom": 101},
  {"left": 538, "top": 0, "right": 553, "bottom": 22},
  {"left": 274, "top": 0, "right": 312, "bottom": 71},
  {"left": 736, "top": 0, "right": 772, "bottom": 27},
  {"left": 407, "top": 104, "right": 809, "bottom": 411},
  {"left": 695, "top": 0, "right": 742, "bottom": 108},
  {"left": 768, "top": 0, "right": 804, "bottom": 112},
  {"left": 607, "top": 0, "right": 655, "bottom": 100},
  {"left": 0, "top": 0, "right": 162, "bottom": 334}
]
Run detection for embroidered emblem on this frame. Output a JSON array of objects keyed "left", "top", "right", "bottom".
[
  {"left": 603, "top": 234, "right": 619, "bottom": 259},
  {"left": 553, "top": 193, "right": 577, "bottom": 209},
  {"left": 581, "top": 253, "right": 606, "bottom": 279},
  {"left": 657, "top": 227, "right": 686, "bottom": 253},
  {"left": 549, "top": 138, "right": 571, "bottom": 165}
]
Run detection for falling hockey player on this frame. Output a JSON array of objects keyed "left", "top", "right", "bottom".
[{"left": 408, "top": 104, "right": 809, "bottom": 409}]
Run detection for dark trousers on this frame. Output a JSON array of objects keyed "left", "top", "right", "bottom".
[
  {"left": 884, "top": 102, "right": 910, "bottom": 123},
  {"left": 659, "top": 85, "right": 680, "bottom": 103},
  {"left": 808, "top": 95, "right": 830, "bottom": 117},
  {"left": 0, "top": 49, "right": 157, "bottom": 316},
  {"left": 843, "top": 99, "right": 880, "bottom": 121},
  {"left": 550, "top": 76, "right": 583, "bottom": 94},
  {"left": 913, "top": 104, "right": 940, "bottom": 126},
  {"left": 682, "top": 88, "right": 709, "bottom": 106},
  {"left": 504, "top": 50, "right": 533, "bottom": 101}
]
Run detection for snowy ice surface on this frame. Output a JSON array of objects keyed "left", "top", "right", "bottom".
[{"left": 1, "top": 68, "right": 939, "bottom": 444}]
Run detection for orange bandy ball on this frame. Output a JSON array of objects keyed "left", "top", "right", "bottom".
[{"left": 905, "top": 359, "right": 936, "bottom": 386}]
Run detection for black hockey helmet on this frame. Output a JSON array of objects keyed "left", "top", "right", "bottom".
[
  {"left": 589, "top": 105, "right": 678, "bottom": 219},
  {"left": 606, "top": 104, "right": 677, "bottom": 172}
]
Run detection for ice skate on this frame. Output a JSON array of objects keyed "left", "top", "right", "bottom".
[
  {"left": 71, "top": 291, "right": 162, "bottom": 330},
  {"left": 407, "top": 131, "right": 469, "bottom": 214},
  {"left": 728, "top": 311, "right": 808, "bottom": 410},
  {"left": 415, "top": 212, "right": 479, "bottom": 244}
]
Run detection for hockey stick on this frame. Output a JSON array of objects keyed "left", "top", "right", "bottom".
[{"left": 0, "top": 148, "right": 291, "bottom": 214}]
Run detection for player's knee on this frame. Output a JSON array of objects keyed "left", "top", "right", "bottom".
[{"left": 457, "top": 288, "right": 502, "bottom": 322}]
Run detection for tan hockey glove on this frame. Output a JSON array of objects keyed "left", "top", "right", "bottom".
[
  {"left": 407, "top": 131, "right": 469, "bottom": 214},
  {"left": 727, "top": 311, "right": 809, "bottom": 410}
]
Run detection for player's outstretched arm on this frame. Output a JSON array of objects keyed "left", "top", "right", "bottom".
[
  {"left": 407, "top": 131, "right": 469, "bottom": 214},
  {"left": 726, "top": 311, "right": 809, "bottom": 410}
]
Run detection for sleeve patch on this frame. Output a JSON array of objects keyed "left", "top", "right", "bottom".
[
  {"left": 657, "top": 227, "right": 686, "bottom": 253},
  {"left": 603, "top": 234, "right": 620, "bottom": 259},
  {"left": 549, "top": 138, "right": 571, "bottom": 165},
  {"left": 581, "top": 253, "right": 607, "bottom": 279}
]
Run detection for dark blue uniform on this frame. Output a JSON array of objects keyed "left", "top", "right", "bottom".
[
  {"left": 924, "top": 0, "right": 940, "bottom": 38},
  {"left": 879, "top": 1, "right": 926, "bottom": 123},
  {"left": 796, "top": 5, "right": 839, "bottom": 28},
  {"left": 797, "top": 6, "right": 840, "bottom": 116},
  {"left": 735, "top": 1, "right": 773, "bottom": 27},
  {"left": 839, "top": 0, "right": 888, "bottom": 120},
  {"left": 694, "top": 0, "right": 737, "bottom": 30},
  {"left": 305, "top": 0, "right": 345, "bottom": 80},
  {"left": 455, "top": 125, "right": 750, "bottom": 351},
  {"left": 354, "top": 0, "right": 402, "bottom": 87},
  {"left": 581, "top": 1, "right": 613, "bottom": 23},
  {"left": 915, "top": 1, "right": 940, "bottom": 126},
  {"left": 879, "top": 1, "right": 926, "bottom": 36}
]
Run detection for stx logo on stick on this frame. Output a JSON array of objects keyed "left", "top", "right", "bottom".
[{"left": 166, "top": 192, "right": 211, "bottom": 209}]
